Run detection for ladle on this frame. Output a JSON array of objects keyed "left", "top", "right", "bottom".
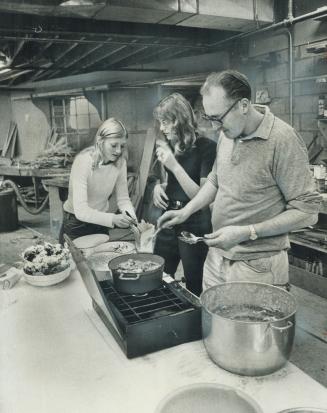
[{"left": 179, "top": 231, "right": 205, "bottom": 244}]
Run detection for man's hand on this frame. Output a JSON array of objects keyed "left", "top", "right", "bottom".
[
  {"left": 153, "top": 183, "right": 169, "bottom": 210},
  {"left": 204, "top": 225, "right": 250, "bottom": 250},
  {"left": 156, "top": 145, "right": 179, "bottom": 173},
  {"left": 157, "top": 208, "right": 189, "bottom": 229}
]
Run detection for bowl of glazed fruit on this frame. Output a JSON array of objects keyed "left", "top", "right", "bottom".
[{"left": 21, "top": 242, "right": 73, "bottom": 287}]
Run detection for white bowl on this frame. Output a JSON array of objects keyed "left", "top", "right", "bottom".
[
  {"left": 23, "top": 264, "right": 72, "bottom": 287},
  {"left": 155, "top": 383, "right": 263, "bottom": 413}
]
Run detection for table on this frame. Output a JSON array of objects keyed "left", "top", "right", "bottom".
[
  {"left": 42, "top": 176, "right": 69, "bottom": 239},
  {"left": 0, "top": 165, "right": 70, "bottom": 209},
  {"left": 1, "top": 269, "right": 327, "bottom": 413}
]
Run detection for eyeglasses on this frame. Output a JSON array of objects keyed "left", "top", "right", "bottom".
[{"left": 202, "top": 99, "right": 240, "bottom": 126}]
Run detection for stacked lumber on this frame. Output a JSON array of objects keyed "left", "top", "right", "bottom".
[
  {"left": 35, "top": 129, "right": 75, "bottom": 169},
  {"left": 1, "top": 121, "right": 18, "bottom": 159}
]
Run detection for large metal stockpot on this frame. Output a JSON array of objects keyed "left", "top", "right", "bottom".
[
  {"left": 277, "top": 409, "right": 327, "bottom": 413},
  {"left": 200, "top": 282, "right": 297, "bottom": 376}
]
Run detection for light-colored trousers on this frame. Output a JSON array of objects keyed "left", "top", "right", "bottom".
[{"left": 203, "top": 247, "right": 289, "bottom": 291}]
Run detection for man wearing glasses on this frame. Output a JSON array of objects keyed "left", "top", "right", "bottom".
[{"left": 158, "top": 70, "right": 321, "bottom": 290}]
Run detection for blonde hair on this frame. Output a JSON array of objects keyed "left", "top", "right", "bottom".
[
  {"left": 82, "top": 117, "right": 128, "bottom": 169},
  {"left": 153, "top": 93, "right": 197, "bottom": 155}
]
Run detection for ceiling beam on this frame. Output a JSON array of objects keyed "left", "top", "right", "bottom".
[
  {"left": 0, "top": 33, "right": 211, "bottom": 50},
  {"left": 0, "top": 69, "right": 33, "bottom": 83},
  {"left": 71, "top": 44, "right": 127, "bottom": 71},
  {"left": 11, "top": 37, "right": 27, "bottom": 63},
  {"left": 0, "top": 10, "right": 226, "bottom": 45},
  {"left": 15, "top": 35, "right": 59, "bottom": 69},
  {"left": 30, "top": 36, "right": 87, "bottom": 80},
  {"left": 83, "top": 44, "right": 150, "bottom": 72},
  {"left": 37, "top": 38, "right": 109, "bottom": 81}
]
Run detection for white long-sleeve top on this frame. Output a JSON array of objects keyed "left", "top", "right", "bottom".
[{"left": 63, "top": 152, "right": 134, "bottom": 228}]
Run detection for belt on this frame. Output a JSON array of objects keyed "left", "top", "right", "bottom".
[{"left": 167, "top": 200, "right": 187, "bottom": 210}]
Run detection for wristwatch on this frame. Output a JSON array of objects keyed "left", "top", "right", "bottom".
[{"left": 249, "top": 225, "right": 258, "bottom": 241}]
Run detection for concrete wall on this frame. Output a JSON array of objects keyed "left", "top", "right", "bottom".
[
  {"left": 105, "top": 86, "right": 161, "bottom": 172},
  {"left": 229, "top": 12, "right": 327, "bottom": 151},
  {"left": 10, "top": 94, "right": 51, "bottom": 160}
]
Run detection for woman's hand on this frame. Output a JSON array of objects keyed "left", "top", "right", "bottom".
[
  {"left": 156, "top": 145, "right": 179, "bottom": 173},
  {"left": 153, "top": 183, "right": 169, "bottom": 210},
  {"left": 112, "top": 213, "right": 132, "bottom": 228}
]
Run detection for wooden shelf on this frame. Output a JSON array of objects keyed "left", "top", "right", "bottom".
[
  {"left": 292, "top": 74, "right": 327, "bottom": 83},
  {"left": 289, "top": 264, "right": 327, "bottom": 300},
  {"left": 290, "top": 235, "right": 327, "bottom": 253}
]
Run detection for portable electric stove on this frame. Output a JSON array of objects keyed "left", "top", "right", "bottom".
[{"left": 66, "top": 238, "right": 202, "bottom": 359}]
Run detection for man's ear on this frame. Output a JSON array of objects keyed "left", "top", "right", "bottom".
[{"left": 240, "top": 98, "right": 250, "bottom": 115}]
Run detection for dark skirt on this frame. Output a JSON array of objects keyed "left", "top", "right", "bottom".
[
  {"left": 59, "top": 210, "right": 108, "bottom": 244},
  {"left": 154, "top": 208, "right": 212, "bottom": 296}
]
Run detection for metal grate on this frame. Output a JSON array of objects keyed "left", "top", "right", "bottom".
[{"left": 100, "top": 281, "right": 193, "bottom": 324}]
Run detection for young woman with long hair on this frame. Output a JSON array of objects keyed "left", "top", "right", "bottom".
[
  {"left": 152, "top": 93, "right": 216, "bottom": 296},
  {"left": 60, "top": 117, "right": 136, "bottom": 242}
]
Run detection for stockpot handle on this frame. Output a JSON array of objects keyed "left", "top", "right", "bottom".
[
  {"left": 269, "top": 321, "right": 293, "bottom": 332},
  {"left": 119, "top": 273, "right": 141, "bottom": 281}
]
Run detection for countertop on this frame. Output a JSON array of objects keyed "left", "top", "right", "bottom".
[{"left": 1, "top": 270, "right": 327, "bottom": 413}]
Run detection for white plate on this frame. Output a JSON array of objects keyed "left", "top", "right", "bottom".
[
  {"left": 102, "top": 241, "right": 134, "bottom": 254},
  {"left": 73, "top": 234, "right": 109, "bottom": 249},
  {"left": 87, "top": 242, "right": 135, "bottom": 271}
]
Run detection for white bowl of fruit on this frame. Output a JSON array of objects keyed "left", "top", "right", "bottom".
[{"left": 22, "top": 242, "right": 73, "bottom": 287}]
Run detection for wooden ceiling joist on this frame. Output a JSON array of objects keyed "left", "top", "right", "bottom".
[{"left": 0, "top": 9, "right": 234, "bottom": 85}]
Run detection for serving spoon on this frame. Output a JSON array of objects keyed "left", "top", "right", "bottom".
[{"left": 179, "top": 231, "right": 205, "bottom": 244}]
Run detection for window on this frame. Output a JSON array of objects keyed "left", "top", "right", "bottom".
[{"left": 50, "top": 95, "right": 101, "bottom": 142}]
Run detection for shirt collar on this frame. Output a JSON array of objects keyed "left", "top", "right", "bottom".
[
  {"left": 99, "top": 160, "right": 114, "bottom": 167},
  {"left": 241, "top": 104, "right": 274, "bottom": 141}
]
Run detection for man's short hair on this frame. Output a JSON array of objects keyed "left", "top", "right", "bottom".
[{"left": 200, "top": 70, "right": 252, "bottom": 101}]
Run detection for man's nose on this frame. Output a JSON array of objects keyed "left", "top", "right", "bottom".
[
  {"left": 114, "top": 145, "right": 122, "bottom": 154},
  {"left": 160, "top": 124, "right": 165, "bottom": 132}
]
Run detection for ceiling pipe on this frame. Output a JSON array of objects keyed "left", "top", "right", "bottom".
[
  {"left": 209, "top": 6, "right": 327, "bottom": 48},
  {"left": 286, "top": 0, "right": 294, "bottom": 125},
  {"left": 210, "top": 4, "right": 327, "bottom": 127},
  {"left": 286, "top": 28, "right": 293, "bottom": 126},
  {"left": 287, "top": 0, "right": 294, "bottom": 21}
]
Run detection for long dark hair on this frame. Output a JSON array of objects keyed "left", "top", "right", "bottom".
[{"left": 153, "top": 93, "right": 197, "bottom": 155}]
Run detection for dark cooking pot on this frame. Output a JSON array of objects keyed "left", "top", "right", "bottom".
[
  {"left": 108, "top": 253, "right": 165, "bottom": 294},
  {"left": 201, "top": 282, "right": 297, "bottom": 376}
]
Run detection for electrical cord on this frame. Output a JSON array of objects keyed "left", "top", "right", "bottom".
[{"left": 3, "top": 179, "right": 49, "bottom": 215}]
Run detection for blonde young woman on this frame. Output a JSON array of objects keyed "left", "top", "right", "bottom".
[
  {"left": 153, "top": 93, "right": 216, "bottom": 296},
  {"left": 60, "top": 118, "right": 136, "bottom": 242}
]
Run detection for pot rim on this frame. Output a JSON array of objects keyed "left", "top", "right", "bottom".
[
  {"left": 200, "top": 281, "right": 297, "bottom": 324},
  {"left": 108, "top": 252, "right": 164, "bottom": 270}
]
